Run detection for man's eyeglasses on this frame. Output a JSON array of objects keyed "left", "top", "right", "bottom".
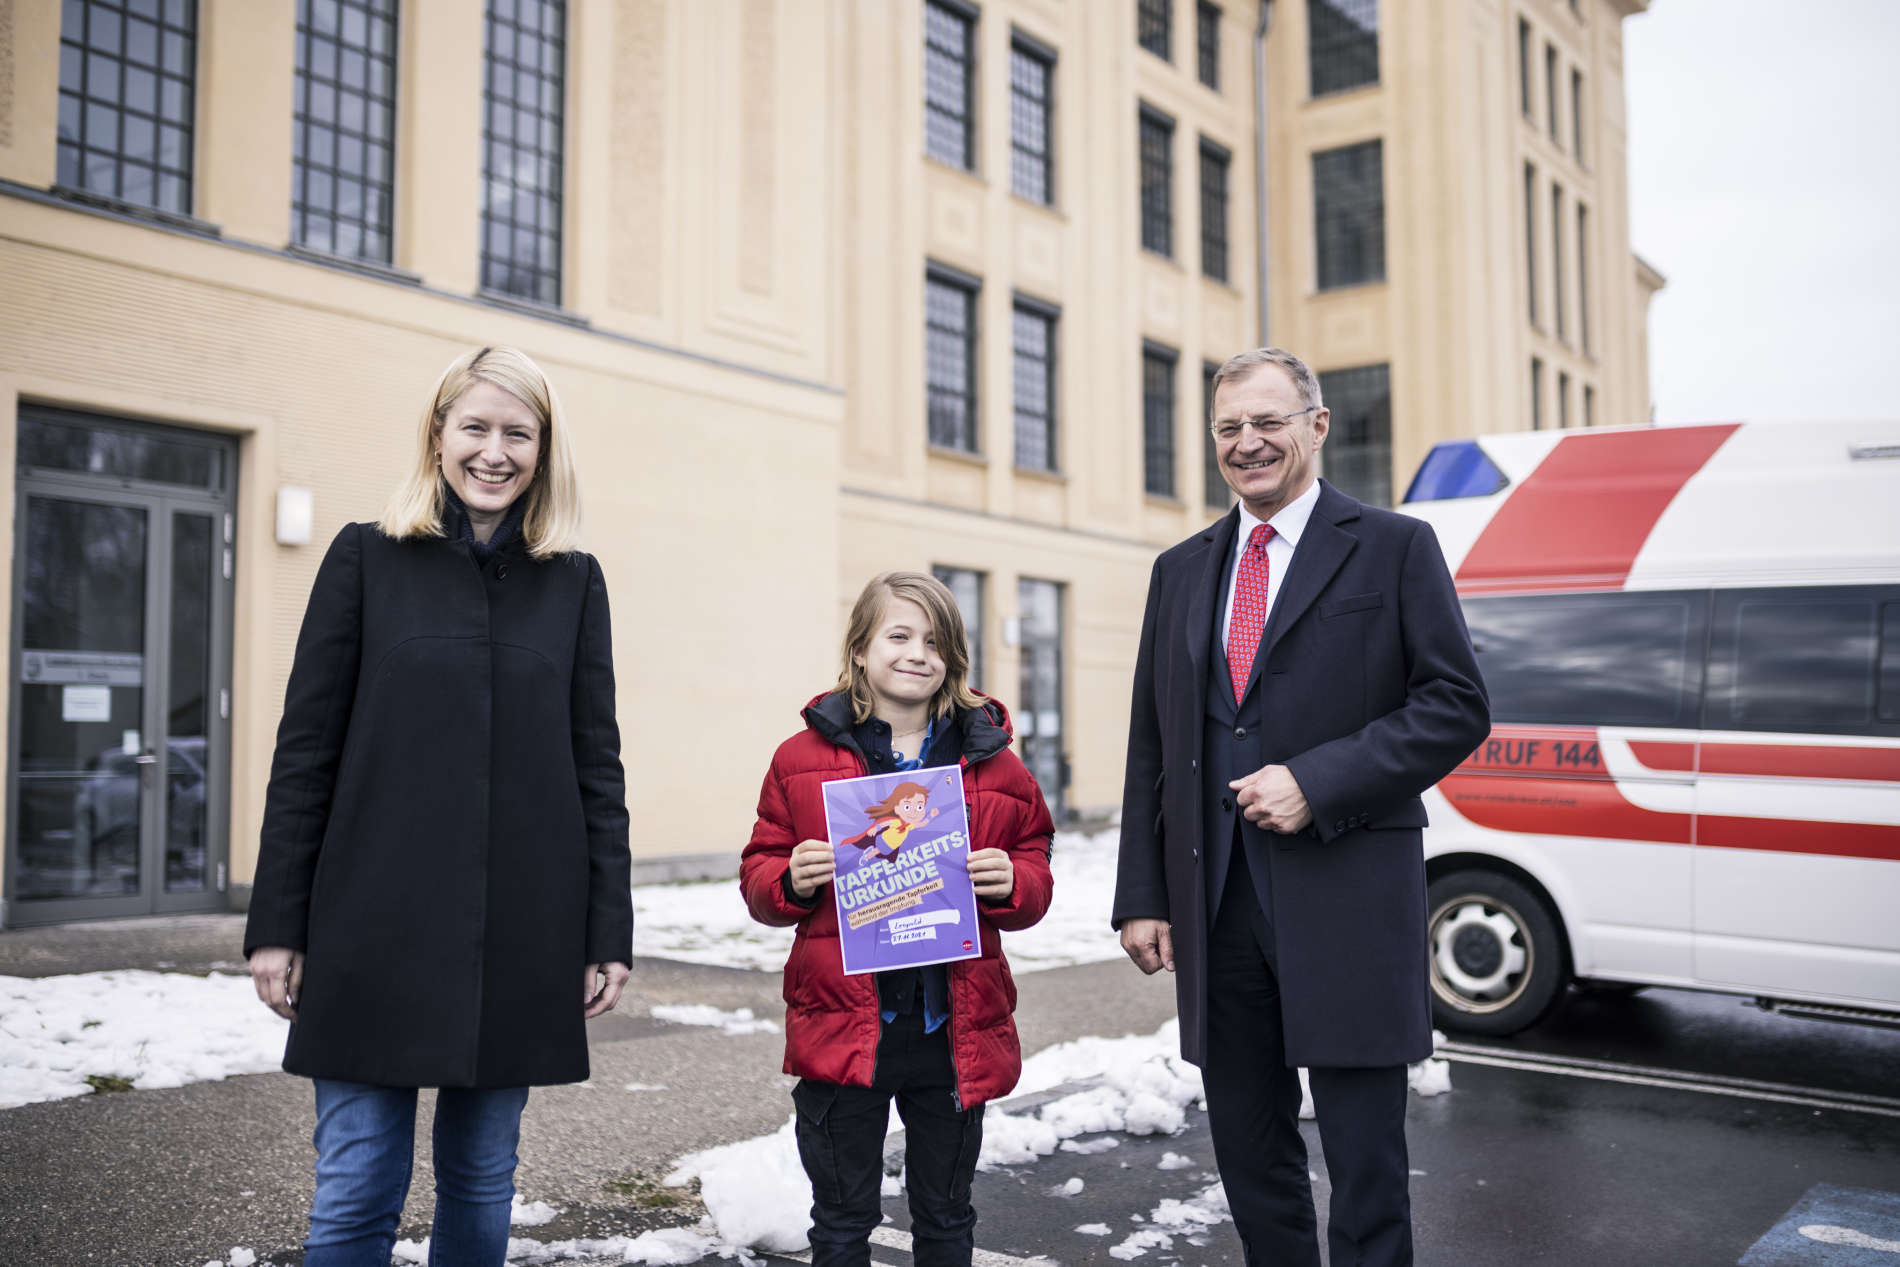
[{"left": 1209, "top": 406, "right": 1320, "bottom": 443}]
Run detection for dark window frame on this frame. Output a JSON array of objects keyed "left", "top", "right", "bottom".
[
  {"left": 1545, "top": 42, "right": 1560, "bottom": 142},
  {"left": 292, "top": 0, "right": 400, "bottom": 265},
  {"left": 1552, "top": 182, "right": 1566, "bottom": 342},
  {"left": 1557, "top": 370, "right": 1570, "bottom": 430},
  {"left": 1197, "top": 1, "right": 1221, "bottom": 90},
  {"left": 926, "top": 263, "right": 983, "bottom": 454},
  {"left": 1518, "top": 17, "right": 1532, "bottom": 118},
  {"left": 1008, "top": 32, "right": 1054, "bottom": 205},
  {"left": 1199, "top": 137, "right": 1231, "bottom": 283},
  {"left": 1571, "top": 67, "right": 1585, "bottom": 161},
  {"left": 1139, "top": 104, "right": 1176, "bottom": 258},
  {"left": 1313, "top": 138, "right": 1385, "bottom": 290},
  {"left": 1307, "top": 0, "right": 1380, "bottom": 98},
  {"left": 1318, "top": 362, "right": 1392, "bottom": 507},
  {"left": 1578, "top": 201, "right": 1592, "bottom": 355},
  {"left": 1012, "top": 294, "right": 1060, "bottom": 473},
  {"left": 1524, "top": 161, "right": 1538, "bottom": 325},
  {"left": 1138, "top": 0, "right": 1173, "bottom": 61},
  {"left": 56, "top": 0, "right": 200, "bottom": 216},
  {"left": 479, "top": 0, "right": 567, "bottom": 307},
  {"left": 1530, "top": 356, "right": 1544, "bottom": 430},
  {"left": 925, "top": 0, "right": 978, "bottom": 171},
  {"left": 1142, "top": 341, "right": 1179, "bottom": 499},
  {"left": 1583, "top": 382, "right": 1595, "bottom": 429}
]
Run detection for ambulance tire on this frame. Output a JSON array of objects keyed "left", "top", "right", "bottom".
[{"left": 1426, "top": 870, "right": 1567, "bottom": 1036}]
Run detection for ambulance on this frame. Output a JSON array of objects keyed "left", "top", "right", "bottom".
[{"left": 1397, "top": 420, "right": 1900, "bottom": 1035}]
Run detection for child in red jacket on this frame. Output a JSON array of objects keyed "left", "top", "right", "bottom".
[{"left": 740, "top": 571, "right": 1055, "bottom": 1267}]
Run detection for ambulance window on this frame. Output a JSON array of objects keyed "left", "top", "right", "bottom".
[
  {"left": 1708, "top": 587, "right": 1900, "bottom": 738},
  {"left": 1882, "top": 603, "right": 1900, "bottom": 723},
  {"left": 1462, "top": 592, "right": 1704, "bottom": 728}
]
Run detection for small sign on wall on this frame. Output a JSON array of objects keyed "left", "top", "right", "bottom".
[{"left": 61, "top": 685, "right": 112, "bottom": 722}]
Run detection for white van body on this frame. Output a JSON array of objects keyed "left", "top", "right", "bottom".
[{"left": 1396, "top": 420, "right": 1900, "bottom": 1034}]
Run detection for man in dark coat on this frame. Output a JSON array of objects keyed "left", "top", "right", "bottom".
[{"left": 1113, "top": 347, "right": 1488, "bottom": 1267}]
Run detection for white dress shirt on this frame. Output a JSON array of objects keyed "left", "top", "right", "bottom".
[{"left": 1219, "top": 478, "right": 1323, "bottom": 660}]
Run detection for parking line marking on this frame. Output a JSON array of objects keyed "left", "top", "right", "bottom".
[{"left": 1438, "top": 1043, "right": 1900, "bottom": 1118}]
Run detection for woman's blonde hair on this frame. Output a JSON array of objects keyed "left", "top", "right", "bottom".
[
  {"left": 377, "top": 346, "right": 583, "bottom": 559},
  {"left": 837, "top": 571, "right": 988, "bottom": 724}
]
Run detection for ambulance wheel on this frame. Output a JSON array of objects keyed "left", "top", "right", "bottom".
[{"left": 1426, "top": 870, "right": 1567, "bottom": 1036}]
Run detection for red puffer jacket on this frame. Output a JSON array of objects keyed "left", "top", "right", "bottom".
[{"left": 740, "top": 691, "right": 1055, "bottom": 1108}]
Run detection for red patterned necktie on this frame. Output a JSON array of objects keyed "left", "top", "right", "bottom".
[{"left": 1226, "top": 523, "right": 1276, "bottom": 704}]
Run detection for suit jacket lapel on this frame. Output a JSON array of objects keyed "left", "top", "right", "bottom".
[
  {"left": 1184, "top": 509, "right": 1239, "bottom": 698},
  {"left": 1252, "top": 482, "right": 1361, "bottom": 679}
]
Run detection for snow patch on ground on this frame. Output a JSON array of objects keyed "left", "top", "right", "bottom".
[
  {"left": 510, "top": 1196, "right": 561, "bottom": 1227},
  {"left": 1059, "top": 1136, "right": 1119, "bottom": 1155},
  {"left": 664, "top": 1114, "right": 811, "bottom": 1253},
  {"left": 398, "top": 1228, "right": 736, "bottom": 1265},
  {"left": 648, "top": 1004, "right": 779, "bottom": 1036},
  {"left": 0, "top": 971, "right": 286, "bottom": 1109},
  {"left": 1157, "top": 1152, "right": 1194, "bottom": 1170}
]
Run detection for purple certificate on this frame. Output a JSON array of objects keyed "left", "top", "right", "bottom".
[{"left": 822, "top": 764, "right": 981, "bottom": 975}]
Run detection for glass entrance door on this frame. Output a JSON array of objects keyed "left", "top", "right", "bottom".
[{"left": 8, "top": 411, "right": 234, "bottom": 926}]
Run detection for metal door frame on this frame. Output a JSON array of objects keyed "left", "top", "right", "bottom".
[{"left": 6, "top": 412, "right": 236, "bottom": 927}]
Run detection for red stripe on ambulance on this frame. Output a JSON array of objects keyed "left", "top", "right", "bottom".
[{"left": 1454, "top": 424, "right": 1740, "bottom": 594}]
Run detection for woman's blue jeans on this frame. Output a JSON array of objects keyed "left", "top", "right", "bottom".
[{"left": 304, "top": 1080, "right": 531, "bottom": 1267}]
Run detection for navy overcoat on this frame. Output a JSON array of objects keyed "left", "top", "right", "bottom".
[
  {"left": 1113, "top": 481, "right": 1489, "bottom": 1068},
  {"left": 243, "top": 521, "right": 632, "bottom": 1087}
]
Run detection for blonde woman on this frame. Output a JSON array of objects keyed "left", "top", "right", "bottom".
[{"left": 244, "top": 347, "right": 631, "bottom": 1267}]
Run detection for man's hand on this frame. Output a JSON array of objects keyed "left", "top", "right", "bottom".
[
  {"left": 967, "top": 848, "right": 1014, "bottom": 901},
  {"left": 1231, "top": 763, "right": 1313, "bottom": 833},
  {"left": 787, "top": 839, "right": 836, "bottom": 899},
  {"left": 584, "top": 961, "right": 631, "bottom": 1018},
  {"left": 1120, "top": 918, "right": 1175, "bottom": 975},
  {"left": 249, "top": 946, "right": 305, "bottom": 1021}
]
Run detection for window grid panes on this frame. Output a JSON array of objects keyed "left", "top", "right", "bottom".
[
  {"left": 1143, "top": 345, "right": 1178, "bottom": 498},
  {"left": 480, "top": 0, "right": 565, "bottom": 305},
  {"left": 1009, "top": 41, "right": 1053, "bottom": 205},
  {"left": 932, "top": 566, "right": 986, "bottom": 690},
  {"left": 57, "top": 0, "right": 199, "bottom": 215},
  {"left": 1138, "top": 0, "right": 1172, "bottom": 60},
  {"left": 927, "top": 270, "right": 980, "bottom": 453},
  {"left": 1202, "top": 361, "right": 1228, "bottom": 511},
  {"left": 1552, "top": 183, "right": 1566, "bottom": 342},
  {"left": 1319, "top": 363, "right": 1391, "bottom": 506},
  {"left": 1307, "top": 0, "right": 1378, "bottom": 97},
  {"left": 1199, "top": 140, "right": 1230, "bottom": 283},
  {"left": 1013, "top": 303, "right": 1058, "bottom": 472},
  {"left": 1197, "top": 2, "right": 1221, "bottom": 89},
  {"left": 1313, "top": 139, "right": 1384, "bottom": 290},
  {"left": 1139, "top": 107, "right": 1174, "bottom": 256},
  {"left": 925, "top": 1, "right": 975, "bottom": 170},
  {"left": 293, "top": 0, "right": 399, "bottom": 263}
]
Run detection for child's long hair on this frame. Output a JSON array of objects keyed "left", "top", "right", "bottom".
[
  {"left": 837, "top": 572, "right": 988, "bottom": 724},
  {"left": 862, "top": 781, "right": 930, "bottom": 821}
]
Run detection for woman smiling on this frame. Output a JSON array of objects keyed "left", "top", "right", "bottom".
[{"left": 244, "top": 346, "right": 632, "bottom": 1267}]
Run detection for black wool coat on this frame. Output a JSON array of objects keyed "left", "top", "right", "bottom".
[
  {"left": 243, "top": 521, "right": 632, "bottom": 1088},
  {"left": 1113, "top": 481, "right": 1489, "bottom": 1069}
]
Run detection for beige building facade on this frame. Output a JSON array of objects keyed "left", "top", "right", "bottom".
[{"left": 0, "top": 0, "right": 1655, "bottom": 928}]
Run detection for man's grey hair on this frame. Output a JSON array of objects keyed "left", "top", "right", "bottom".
[{"left": 1209, "top": 347, "right": 1323, "bottom": 418}]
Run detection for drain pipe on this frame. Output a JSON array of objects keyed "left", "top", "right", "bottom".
[{"left": 1252, "top": 0, "right": 1275, "bottom": 345}]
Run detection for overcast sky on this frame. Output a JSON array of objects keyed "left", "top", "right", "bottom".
[{"left": 1623, "top": 0, "right": 1900, "bottom": 421}]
